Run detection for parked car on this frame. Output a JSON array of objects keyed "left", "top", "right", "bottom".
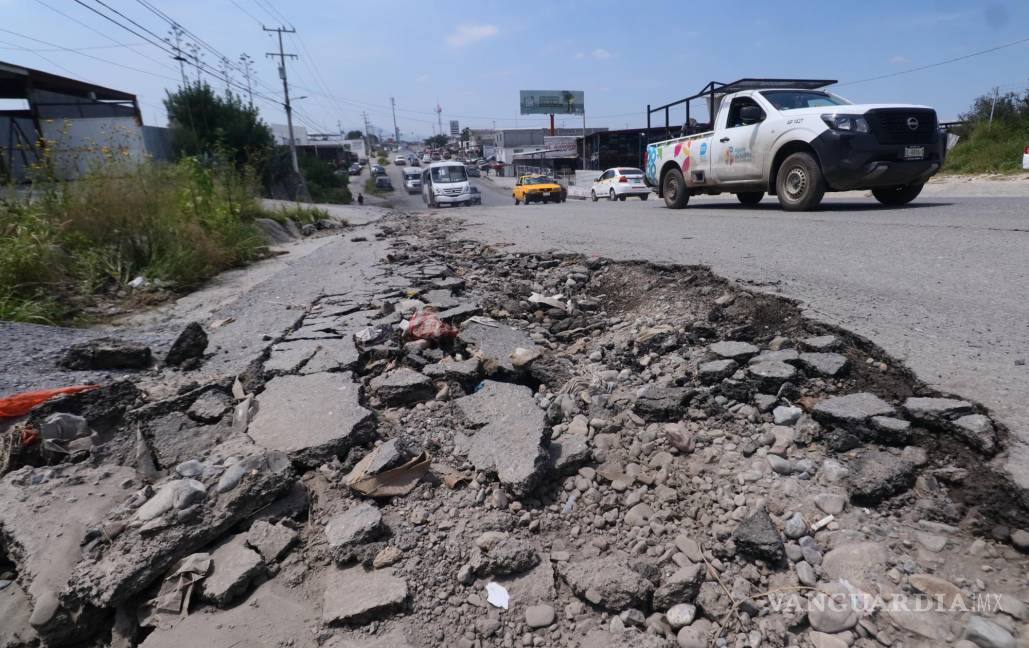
[
  {"left": 422, "top": 161, "right": 475, "bottom": 207},
  {"left": 375, "top": 175, "right": 394, "bottom": 191},
  {"left": 512, "top": 175, "right": 564, "bottom": 205},
  {"left": 592, "top": 167, "right": 650, "bottom": 201},
  {"left": 411, "top": 158, "right": 420, "bottom": 167},
  {"left": 371, "top": 164, "right": 386, "bottom": 177},
  {"left": 394, "top": 155, "right": 407, "bottom": 166},
  {"left": 645, "top": 78, "right": 945, "bottom": 210},
  {"left": 349, "top": 162, "right": 363, "bottom": 175},
  {"left": 465, "top": 164, "right": 481, "bottom": 177}
]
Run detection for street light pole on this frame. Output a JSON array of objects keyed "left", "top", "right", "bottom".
[{"left": 264, "top": 25, "right": 299, "bottom": 175}]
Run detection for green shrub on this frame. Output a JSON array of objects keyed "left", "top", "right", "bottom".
[
  {"left": 0, "top": 157, "right": 270, "bottom": 324},
  {"left": 944, "top": 120, "right": 1029, "bottom": 174}
]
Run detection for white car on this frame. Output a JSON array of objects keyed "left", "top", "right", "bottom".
[
  {"left": 592, "top": 167, "right": 651, "bottom": 201},
  {"left": 394, "top": 155, "right": 407, "bottom": 166},
  {"left": 1023, "top": 144, "right": 1029, "bottom": 170}
]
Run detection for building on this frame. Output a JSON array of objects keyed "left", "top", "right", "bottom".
[
  {"left": 581, "top": 127, "right": 679, "bottom": 171},
  {"left": 1, "top": 60, "right": 145, "bottom": 182},
  {"left": 491, "top": 127, "right": 607, "bottom": 175},
  {"left": 270, "top": 123, "right": 309, "bottom": 146}
]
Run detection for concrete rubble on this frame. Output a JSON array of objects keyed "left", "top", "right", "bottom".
[{"left": 0, "top": 212, "right": 1026, "bottom": 648}]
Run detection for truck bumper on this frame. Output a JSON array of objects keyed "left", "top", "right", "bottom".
[{"left": 810, "top": 130, "right": 945, "bottom": 191}]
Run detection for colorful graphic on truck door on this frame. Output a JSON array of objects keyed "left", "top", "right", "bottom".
[{"left": 646, "top": 135, "right": 711, "bottom": 187}]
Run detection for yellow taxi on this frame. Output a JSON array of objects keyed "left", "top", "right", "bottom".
[{"left": 512, "top": 175, "right": 565, "bottom": 205}]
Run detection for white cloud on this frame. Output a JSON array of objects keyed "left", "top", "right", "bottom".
[
  {"left": 445, "top": 24, "right": 499, "bottom": 47},
  {"left": 574, "top": 51, "right": 585, "bottom": 60},
  {"left": 591, "top": 48, "right": 613, "bottom": 60},
  {"left": 416, "top": 74, "right": 430, "bottom": 83},
  {"left": 889, "top": 55, "right": 910, "bottom": 65}
]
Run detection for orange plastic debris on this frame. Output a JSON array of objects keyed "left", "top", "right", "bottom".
[{"left": 0, "top": 385, "right": 100, "bottom": 418}]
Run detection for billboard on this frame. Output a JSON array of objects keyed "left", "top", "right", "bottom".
[
  {"left": 543, "top": 136, "right": 579, "bottom": 159},
  {"left": 450, "top": 120, "right": 459, "bottom": 136},
  {"left": 520, "top": 90, "right": 584, "bottom": 115}
]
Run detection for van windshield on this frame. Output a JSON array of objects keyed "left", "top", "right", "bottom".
[
  {"left": 431, "top": 166, "right": 467, "bottom": 183},
  {"left": 760, "top": 90, "right": 850, "bottom": 110}
]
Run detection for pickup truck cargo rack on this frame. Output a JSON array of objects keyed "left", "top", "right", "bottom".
[{"left": 646, "top": 78, "right": 837, "bottom": 138}]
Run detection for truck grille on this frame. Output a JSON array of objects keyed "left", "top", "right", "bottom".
[
  {"left": 867, "top": 109, "right": 937, "bottom": 145},
  {"left": 441, "top": 187, "right": 463, "bottom": 196}
]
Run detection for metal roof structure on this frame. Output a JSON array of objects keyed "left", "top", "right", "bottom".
[
  {"left": 0, "top": 60, "right": 137, "bottom": 103},
  {"left": 646, "top": 78, "right": 838, "bottom": 135}
]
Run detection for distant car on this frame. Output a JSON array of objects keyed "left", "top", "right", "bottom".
[
  {"left": 410, "top": 158, "right": 420, "bottom": 167},
  {"left": 394, "top": 155, "right": 407, "bottom": 166},
  {"left": 592, "top": 167, "right": 650, "bottom": 201},
  {"left": 349, "top": 163, "right": 363, "bottom": 175},
  {"left": 375, "top": 175, "right": 393, "bottom": 191},
  {"left": 422, "top": 154, "right": 432, "bottom": 165},
  {"left": 512, "top": 175, "right": 564, "bottom": 205},
  {"left": 431, "top": 152, "right": 442, "bottom": 161},
  {"left": 371, "top": 165, "right": 386, "bottom": 177},
  {"left": 465, "top": 164, "right": 481, "bottom": 177},
  {"left": 1024, "top": 144, "right": 1029, "bottom": 170},
  {"left": 402, "top": 168, "right": 422, "bottom": 194}
]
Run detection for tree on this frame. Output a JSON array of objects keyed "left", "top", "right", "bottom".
[
  {"left": 346, "top": 130, "right": 364, "bottom": 139},
  {"left": 424, "top": 134, "right": 448, "bottom": 149},
  {"left": 164, "top": 82, "right": 273, "bottom": 168}
]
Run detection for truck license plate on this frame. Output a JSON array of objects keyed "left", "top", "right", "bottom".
[{"left": 904, "top": 146, "right": 925, "bottom": 160}]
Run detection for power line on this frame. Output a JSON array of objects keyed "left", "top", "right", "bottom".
[
  {"left": 227, "top": 0, "right": 264, "bottom": 26},
  {"left": 0, "top": 27, "right": 180, "bottom": 82},
  {"left": 0, "top": 42, "right": 148, "bottom": 53},
  {"left": 839, "top": 35, "right": 1029, "bottom": 87},
  {"left": 32, "top": 0, "right": 180, "bottom": 73}
]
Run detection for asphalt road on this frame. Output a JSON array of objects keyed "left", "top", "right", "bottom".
[{"left": 453, "top": 186, "right": 1029, "bottom": 489}]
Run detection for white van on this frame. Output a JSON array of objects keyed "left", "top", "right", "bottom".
[
  {"left": 402, "top": 167, "right": 422, "bottom": 194},
  {"left": 422, "top": 161, "right": 473, "bottom": 207}
]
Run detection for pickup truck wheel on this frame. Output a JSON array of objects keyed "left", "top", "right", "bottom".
[
  {"left": 776, "top": 153, "right": 825, "bottom": 211},
  {"left": 872, "top": 183, "right": 924, "bottom": 206},
  {"left": 591, "top": 190, "right": 598, "bottom": 202},
  {"left": 736, "top": 192, "right": 763, "bottom": 206},
  {"left": 662, "top": 168, "right": 689, "bottom": 209}
]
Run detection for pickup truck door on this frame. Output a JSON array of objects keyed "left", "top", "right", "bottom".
[{"left": 711, "top": 96, "right": 766, "bottom": 183}]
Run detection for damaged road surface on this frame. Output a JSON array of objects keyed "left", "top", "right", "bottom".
[{"left": 0, "top": 208, "right": 1027, "bottom": 648}]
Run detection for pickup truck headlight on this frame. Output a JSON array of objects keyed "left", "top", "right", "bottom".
[{"left": 821, "top": 114, "right": 870, "bottom": 133}]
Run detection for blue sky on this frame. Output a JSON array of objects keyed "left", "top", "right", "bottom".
[{"left": 2, "top": 0, "right": 1028, "bottom": 136}]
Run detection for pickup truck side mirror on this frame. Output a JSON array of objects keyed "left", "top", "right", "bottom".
[{"left": 740, "top": 105, "right": 764, "bottom": 124}]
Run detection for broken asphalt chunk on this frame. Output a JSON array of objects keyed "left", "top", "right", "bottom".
[
  {"left": 369, "top": 368, "right": 435, "bottom": 407},
  {"left": 165, "top": 322, "right": 207, "bottom": 367},
  {"left": 455, "top": 381, "right": 550, "bottom": 496},
  {"left": 321, "top": 566, "right": 408, "bottom": 626},
  {"left": 458, "top": 320, "right": 539, "bottom": 377},
  {"left": 59, "top": 338, "right": 152, "bottom": 371},
  {"left": 246, "top": 373, "right": 373, "bottom": 468}
]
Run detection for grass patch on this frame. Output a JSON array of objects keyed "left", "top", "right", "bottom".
[
  {"left": 1, "top": 158, "right": 271, "bottom": 324},
  {"left": 944, "top": 120, "right": 1029, "bottom": 175},
  {"left": 257, "top": 203, "right": 339, "bottom": 226}
]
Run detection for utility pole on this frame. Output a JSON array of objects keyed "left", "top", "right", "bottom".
[
  {"left": 989, "top": 86, "right": 999, "bottom": 125},
  {"left": 390, "top": 97, "right": 401, "bottom": 148},
  {"left": 435, "top": 99, "right": 443, "bottom": 139},
  {"left": 361, "top": 111, "right": 371, "bottom": 161},
  {"left": 239, "top": 53, "right": 255, "bottom": 108},
  {"left": 264, "top": 25, "right": 299, "bottom": 174}
]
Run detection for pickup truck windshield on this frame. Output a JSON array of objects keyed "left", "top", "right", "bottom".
[
  {"left": 760, "top": 90, "right": 850, "bottom": 110},
  {"left": 431, "top": 166, "right": 467, "bottom": 183}
]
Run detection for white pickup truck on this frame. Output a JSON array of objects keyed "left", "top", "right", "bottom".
[{"left": 644, "top": 79, "right": 946, "bottom": 210}]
